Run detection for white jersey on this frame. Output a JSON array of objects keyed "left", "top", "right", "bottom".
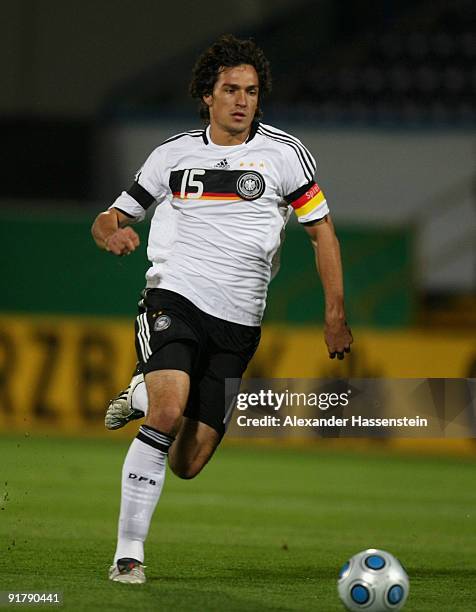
[{"left": 111, "top": 122, "right": 329, "bottom": 326}]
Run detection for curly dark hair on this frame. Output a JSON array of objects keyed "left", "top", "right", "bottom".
[{"left": 189, "top": 34, "right": 272, "bottom": 123}]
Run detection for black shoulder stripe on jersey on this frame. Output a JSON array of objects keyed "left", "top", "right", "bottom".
[
  {"left": 126, "top": 181, "right": 155, "bottom": 210},
  {"left": 160, "top": 130, "right": 204, "bottom": 147},
  {"left": 283, "top": 180, "right": 316, "bottom": 204},
  {"left": 257, "top": 127, "right": 314, "bottom": 182},
  {"left": 258, "top": 125, "right": 316, "bottom": 178},
  {"left": 258, "top": 126, "right": 316, "bottom": 180},
  {"left": 113, "top": 206, "right": 136, "bottom": 219},
  {"left": 258, "top": 124, "right": 316, "bottom": 173}
]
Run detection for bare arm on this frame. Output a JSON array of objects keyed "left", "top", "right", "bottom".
[
  {"left": 304, "top": 215, "right": 353, "bottom": 359},
  {"left": 91, "top": 208, "right": 140, "bottom": 256}
]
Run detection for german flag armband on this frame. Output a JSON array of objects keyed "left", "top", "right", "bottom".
[{"left": 285, "top": 181, "right": 327, "bottom": 221}]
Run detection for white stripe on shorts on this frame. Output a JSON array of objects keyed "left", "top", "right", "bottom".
[
  {"left": 137, "top": 313, "right": 151, "bottom": 361},
  {"left": 142, "top": 313, "right": 151, "bottom": 359}
]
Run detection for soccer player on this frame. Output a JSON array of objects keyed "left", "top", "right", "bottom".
[{"left": 91, "top": 34, "right": 352, "bottom": 584}]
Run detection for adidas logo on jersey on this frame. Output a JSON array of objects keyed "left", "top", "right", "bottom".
[{"left": 214, "top": 158, "right": 230, "bottom": 169}]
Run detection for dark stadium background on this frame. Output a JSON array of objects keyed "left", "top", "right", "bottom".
[{"left": 0, "top": 1, "right": 475, "bottom": 610}]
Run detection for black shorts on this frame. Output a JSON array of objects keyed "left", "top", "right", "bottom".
[{"left": 134, "top": 288, "right": 261, "bottom": 436}]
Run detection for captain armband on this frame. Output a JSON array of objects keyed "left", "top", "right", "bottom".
[{"left": 284, "top": 181, "right": 327, "bottom": 219}]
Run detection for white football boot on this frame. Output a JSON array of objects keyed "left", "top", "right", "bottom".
[
  {"left": 105, "top": 374, "right": 145, "bottom": 430},
  {"left": 109, "top": 558, "right": 146, "bottom": 584}
]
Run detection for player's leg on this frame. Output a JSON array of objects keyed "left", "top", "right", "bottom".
[
  {"left": 165, "top": 313, "right": 260, "bottom": 480},
  {"left": 168, "top": 417, "right": 221, "bottom": 479},
  {"left": 143, "top": 368, "right": 190, "bottom": 434},
  {"left": 105, "top": 291, "right": 202, "bottom": 431},
  {"left": 109, "top": 333, "right": 260, "bottom": 483},
  {"left": 167, "top": 347, "right": 255, "bottom": 480},
  {"left": 110, "top": 289, "right": 203, "bottom": 583},
  {"left": 112, "top": 367, "right": 190, "bottom": 578}
]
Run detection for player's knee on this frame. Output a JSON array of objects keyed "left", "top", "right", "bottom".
[{"left": 145, "top": 403, "right": 182, "bottom": 434}]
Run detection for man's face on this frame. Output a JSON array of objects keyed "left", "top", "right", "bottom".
[{"left": 203, "top": 64, "right": 259, "bottom": 137}]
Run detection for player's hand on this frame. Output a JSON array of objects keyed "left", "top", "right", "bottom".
[
  {"left": 104, "top": 227, "right": 140, "bottom": 256},
  {"left": 324, "top": 319, "right": 353, "bottom": 360}
]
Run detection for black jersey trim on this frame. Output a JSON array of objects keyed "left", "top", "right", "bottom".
[
  {"left": 126, "top": 181, "right": 155, "bottom": 210},
  {"left": 257, "top": 126, "right": 315, "bottom": 182},
  {"left": 257, "top": 125, "right": 315, "bottom": 181},
  {"left": 302, "top": 214, "right": 328, "bottom": 227},
  {"left": 112, "top": 206, "right": 136, "bottom": 219},
  {"left": 202, "top": 121, "right": 259, "bottom": 145},
  {"left": 160, "top": 130, "right": 204, "bottom": 147},
  {"left": 246, "top": 121, "right": 259, "bottom": 143},
  {"left": 258, "top": 124, "right": 316, "bottom": 172}
]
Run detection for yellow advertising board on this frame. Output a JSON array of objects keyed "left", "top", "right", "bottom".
[
  {"left": 0, "top": 315, "right": 136, "bottom": 432},
  {"left": 249, "top": 327, "right": 476, "bottom": 379},
  {"left": 0, "top": 315, "right": 474, "bottom": 433}
]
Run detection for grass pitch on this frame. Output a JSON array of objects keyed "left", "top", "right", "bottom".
[{"left": 1, "top": 435, "right": 475, "bottom": 611}]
